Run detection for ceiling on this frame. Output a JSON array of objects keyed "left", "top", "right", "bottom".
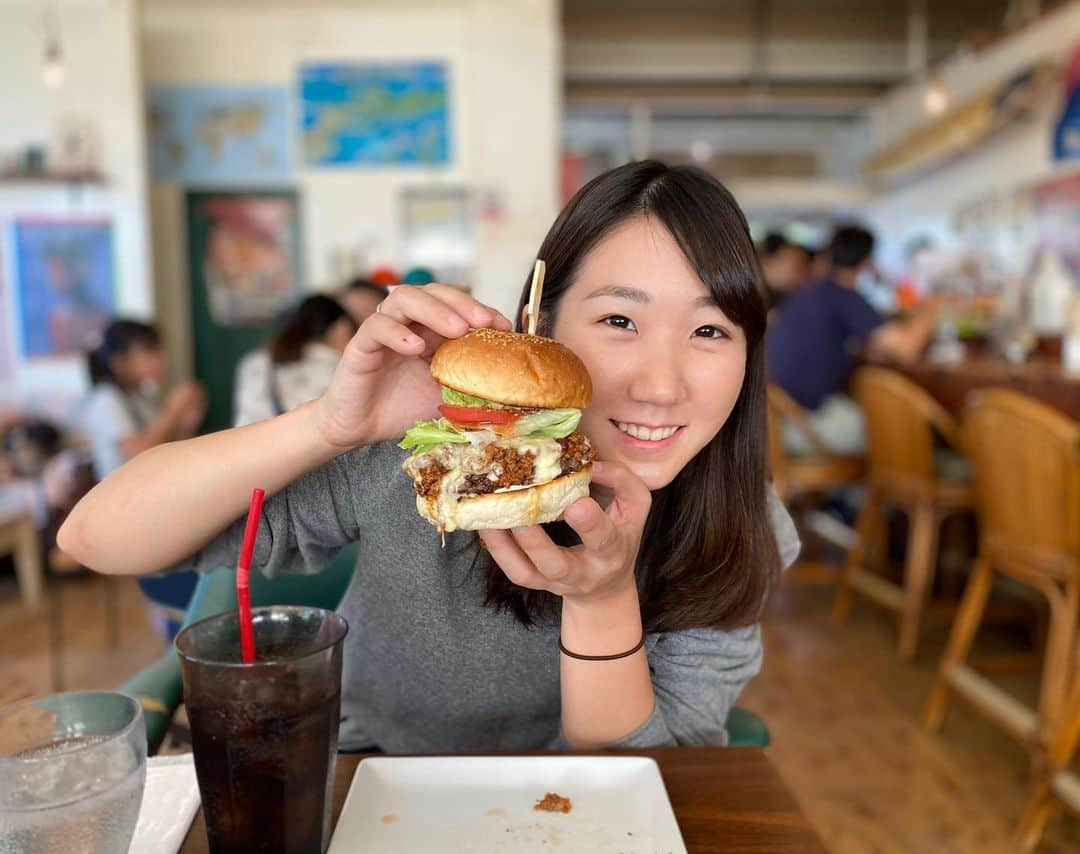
[{"left": 561, "top": 0, "right": 1051, "bottom": 115}]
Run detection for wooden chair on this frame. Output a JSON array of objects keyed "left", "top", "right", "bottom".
[
  {"left": 1015, "top": 670, "right": 1080, "bottom": 851},
  {"left": 0, "top": 511, "right": 44, "bottom": 611},
  {"left": 923, "top": 390, "right": 1079, "bottom": 756},
  {"left": 766, "top": 384, "right": 865, "bottom": 505},
  {"left": 833, "top": 367, "right": 974, "bottom": 660}
]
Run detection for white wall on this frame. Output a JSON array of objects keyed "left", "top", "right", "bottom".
[
  {"left": 142, "top": 0, "right": 560, "bottom": 373},
  {"left": 864, "top": 2, "right": 1080, "bottom": 276},
  {"left": 0, "top": 0, "right": 151, "bottom": 418}
]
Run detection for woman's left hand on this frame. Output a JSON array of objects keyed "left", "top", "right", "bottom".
[{"left": 480, "top": 460, "right": 652, "bottom": 604}]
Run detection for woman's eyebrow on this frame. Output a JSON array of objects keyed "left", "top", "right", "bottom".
[
  {"left": 584, "top": 285, "right": 651, "bottom": 304},
  {"left": 585, "top": 286, "right": 723, "bottom": 312}
]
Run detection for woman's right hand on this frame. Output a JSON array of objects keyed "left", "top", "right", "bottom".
[{"left": 314, "top": 284, "right": 512, "bottom": 449}]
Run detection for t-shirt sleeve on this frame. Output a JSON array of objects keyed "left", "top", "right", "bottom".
[
  {"left": 768, "top": 487, "right": 801, "bottom": 571},
  {"left": 838, "top": 288, "right": 886, "bottom": 345},
  {"left": 549, "top": 490, "right": 799, "bottom": 750},
  {"left": 87, "top": 386, "right": 138, "bottom": 442},
  {"left": 85, "top": 386, "right": 139, "bottom": 479},
  {"left": 172, "top": 446, "right": 368, "bottom": 578},
  {"left": 598, "top": 625, "right": 764, "bottom": 748},
  {"left": 232, "top": 351, "right": 274, "bottom": 428}
]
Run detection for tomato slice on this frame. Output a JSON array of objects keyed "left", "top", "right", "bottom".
[{"left": 438, "top": 404, "right": 519, "bottom": 426}]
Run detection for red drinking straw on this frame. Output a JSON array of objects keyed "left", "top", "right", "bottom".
[{"left": 237, "top": 488, "right": 265, "bottom": 664}]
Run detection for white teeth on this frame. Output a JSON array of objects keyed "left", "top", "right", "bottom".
[{"left": 615, "top": 422, "right": 679, "bottom": 441}]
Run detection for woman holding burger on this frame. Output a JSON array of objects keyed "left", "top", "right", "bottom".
[{"left": 60, "top": 161, "right": 799, "bottom": 752}]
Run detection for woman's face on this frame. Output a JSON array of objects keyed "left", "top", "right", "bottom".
[
  {"left": 110, "top": 343, "right": 166, "bottom": 389},
  {"left": 551, "top": 217, "right": 747, "bottom": 491}
]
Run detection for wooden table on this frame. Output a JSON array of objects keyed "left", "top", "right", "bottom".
[
  {"left": 180, "top": 747, "right": 825, "bottom": 853},
  {"left": 880, "top": 357, "right": 1079, "bottom": 420}
]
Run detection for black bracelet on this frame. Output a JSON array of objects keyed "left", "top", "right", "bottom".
[{"left": 558, "top": 630, "right": 647, "bottom": 661}]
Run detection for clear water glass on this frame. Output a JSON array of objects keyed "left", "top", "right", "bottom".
[{"left": 0, "top": 691, "right": 147, "bottom": 854}]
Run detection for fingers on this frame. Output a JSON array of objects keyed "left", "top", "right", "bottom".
[
  {"left": 588, "top": 461, "right": 652, "bottom": 521},
  {"left": 353, "top": 284, "right": 511, "bottom": 362},
  {"left": 378, "top": 287, "right": 472, "bottom": 339},
  {"left": 507, "top": 525, "right": 575, "bottom": 583},
  {"left": 479, "top": 529, "right": 551, "bottom": 591},
  {"left": 422, "top": 284, "right": 513, "bottom": 331},
  {"left": 562, "top": 498, "right": 620, "bottom": 556},
  {"left": 351, "top": 312, "right": 427, "bottom": 357}
]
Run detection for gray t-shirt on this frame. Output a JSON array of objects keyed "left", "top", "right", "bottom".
[{"left": 178, "top": 440, "right": 800, "bottom": 752}]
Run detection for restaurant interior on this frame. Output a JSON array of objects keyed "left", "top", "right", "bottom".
[{"left": 1, "top": 0, "right": 1079, "bottom": 851}]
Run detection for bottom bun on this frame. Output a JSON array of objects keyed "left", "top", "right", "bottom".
[{"left": 417, "top": 466, "right": 592, "bottom": 533}]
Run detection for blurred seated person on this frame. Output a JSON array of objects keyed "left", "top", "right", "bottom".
[
  {"left": 233, "top": 294, "right": 357, "bottom": 427},
  {"left": 82, "top": 319, "right": 207, "bottom": 639},
  {"left": 759, "top": 233, "right": 810, "bottom": 312},
  {"left": 766, "top": 225, "right": 942, "bottom": 456},
  {"left": 340, "top": 277, "right": 388, "bottom": 325},
  {"left": 0, "top": 418, "right": 78, "bottom": 530},
  {"left": 809, "top": 245, "right": 831, "bottom": 281}
]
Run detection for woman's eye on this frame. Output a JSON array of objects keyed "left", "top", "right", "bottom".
[
  {"left": 601, "top": 315, "right": 636, "bottom": 332},
  {"left": 693, "top": 325, "right": 729, "bottom": 340}
]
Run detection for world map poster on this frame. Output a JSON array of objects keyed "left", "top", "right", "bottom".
[
  {"left": 147, "top": 86, "right": 292, "bottom": 184},
  {"left": 300, "top": 62, "right": 450, "bottom": 166}
]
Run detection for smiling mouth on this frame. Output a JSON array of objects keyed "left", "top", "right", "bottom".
[{"left": 612, "top": 421, "right": 684, "bottom": 442}]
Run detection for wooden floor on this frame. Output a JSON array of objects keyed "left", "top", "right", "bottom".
[
  {"left": 1, "top": 565, "right": 1078, "bottom": 852},
  {"left": 743, "top": 570, "right": 1080, "bottom": 854}
]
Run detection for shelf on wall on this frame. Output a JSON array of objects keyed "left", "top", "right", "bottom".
[{"left": 0, "top": 170, "right": 107, "bottom": 187}]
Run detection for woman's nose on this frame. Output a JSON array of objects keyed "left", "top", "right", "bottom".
[{"left": 627, "top": 345, "right": 684, "bottom": 407}]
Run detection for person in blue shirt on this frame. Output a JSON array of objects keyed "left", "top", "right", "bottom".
[{"left": 766, "top": 225, "right": 942, "bottom": 455}]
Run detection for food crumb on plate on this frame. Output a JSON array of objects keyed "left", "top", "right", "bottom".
[
  {"left": 379, "top": 814, "right": 398, "bottom": 824},
  {"left": 533, "top": 792, "right": 572, "bottom": 814},
  {"left": 486, "top": 808, "right": 506, "bottom": 817}
]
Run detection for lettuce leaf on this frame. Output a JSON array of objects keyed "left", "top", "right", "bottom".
[
  {"left": 512, "top": 408, "right": 581, "bottom": 439},
  {"left": 398, "top": 418, "right": 467, "bottom": 455},
  {"left": 440, "top": 386, "right": 516, "bottom": 410},
  {"left": 400, "top": 407, "right": 582, "bottom": 456}
]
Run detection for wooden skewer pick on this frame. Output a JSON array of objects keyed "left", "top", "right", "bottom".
[{"left": 527, "top": 259, "right": 546, "bottom": 336}]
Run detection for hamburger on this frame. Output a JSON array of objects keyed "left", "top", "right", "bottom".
[{"left": 400, "top": 328, "right": 595, "bottom": 533}]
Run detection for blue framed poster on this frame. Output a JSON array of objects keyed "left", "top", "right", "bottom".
[
  {"left": 300, "top": 62, "right": 450, "bottom": 166},
  {"left": 11, "top": 218, "right": 116, "bottom": 358}
]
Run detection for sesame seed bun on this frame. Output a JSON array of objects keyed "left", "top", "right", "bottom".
[{"left": 430, "top": 328, "right": 592, "bottom": 410}]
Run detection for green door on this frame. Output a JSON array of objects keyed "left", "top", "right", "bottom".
[{"left": 185, "top": 189, "right": 303, "bottom": 432}]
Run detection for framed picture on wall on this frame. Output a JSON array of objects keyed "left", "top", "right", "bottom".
[
  {"left": 300, "top": 61, "right": 450, "bottom": 166},
  {"left": 187, "top": 190, "right": 302, "bottom": 327},
  {"left": 9, "top": 217, "right": 116, "bottom": 359},
  {"left": 185, "top": 189, "right": 303, "bottom": 431},
  {"left": 0, "top": 243, "right": 11, "bottom": 384},
  {"left": 401, "top": 185, "right": 472, "bottom": 286}
]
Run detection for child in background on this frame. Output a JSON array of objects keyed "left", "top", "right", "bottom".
[{"left": 82, "top": 319, "right": 207, "bottom": 639}]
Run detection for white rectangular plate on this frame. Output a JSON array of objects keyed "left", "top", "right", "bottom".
[{"left": 327, "top": 755, "right": 687, "bottom": 854}]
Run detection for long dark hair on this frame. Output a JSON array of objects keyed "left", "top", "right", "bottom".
[
  {"left": 267, "top": 295, "right": 352, "bottom": 365},
  {"left": 481, "top": 160, "right": 780, "bottom": 633},
  {"left": 86, "top": 319, "right": 161, "bottom": 386}
]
